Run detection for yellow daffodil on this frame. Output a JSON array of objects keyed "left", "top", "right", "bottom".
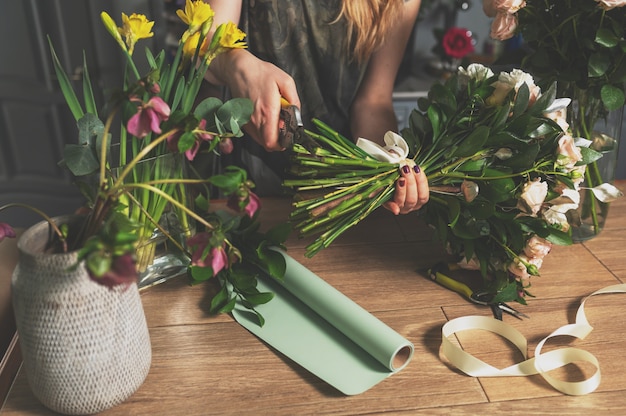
[
  {"left": 217, "top": 22, "right": 247, "bottom": 50},
  {"left": 118, "top": 13, "right": 154, "bottom": 55},
  {"left": 100, "top": 12, "right": 126, "bottom": 52},
  {"left": 182, "top": 31, "right": 207, "bottom": 61},
  {"left": 177, "top": 0, "right": 215, "bottom": 41},
  {"left": 204, "top": 22, "right": 247, "bottom": 65}
]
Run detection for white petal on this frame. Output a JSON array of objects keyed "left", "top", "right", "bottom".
[{"left": 590, "top": 183, "right": 624, "bottom": 203}]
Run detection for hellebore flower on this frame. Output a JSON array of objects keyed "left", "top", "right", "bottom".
[
  {"left": 0, "top": 222, "right": 16, "bottom": 242},
  {"left": 187, "top": 232, "right": 229, "bottom": 275},
  {"left": 95, "top": 254, "right": 138, "bottom": 288},
  {"left": 127, "top": 96, "right": 170, "bottom": 138},
  {"left": 227, "top": 190, "right": 261, "bottom": 218}
]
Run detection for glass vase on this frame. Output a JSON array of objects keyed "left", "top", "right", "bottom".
[
  {"left": 566, "top": 88, "right": 624, "bottom": 242},
  {"left": 114, "top": 149, "right": 194, "bottom": 289}
]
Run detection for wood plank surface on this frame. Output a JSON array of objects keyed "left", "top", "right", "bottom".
[{"left": 2, "top": 181, "right": 625, "bottom": 415}]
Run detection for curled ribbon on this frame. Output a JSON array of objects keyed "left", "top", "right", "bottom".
[
  {"left": 441, "top": 284, "right": 626, "bottom": 395},
  {"left": 356, "top": 132, "right": 414, "bottom": 168}
]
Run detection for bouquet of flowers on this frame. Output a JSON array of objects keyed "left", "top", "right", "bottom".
[
  {"left": 483, "top": 0, "right": 626, "bottom": 238},
  {"left": 286, "top": 64, "right": 605, "bottom": 305},
  {"left": 0, "top": 0, "right": 289, "bottom": 325}
]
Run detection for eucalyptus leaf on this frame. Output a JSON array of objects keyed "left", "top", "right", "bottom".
[{"left": 63, "top": 144, "right": 99, "bottom": 176}]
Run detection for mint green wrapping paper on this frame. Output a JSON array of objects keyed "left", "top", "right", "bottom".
[{"left": 231, "top": 249, "right": 413, "bottom": 395}]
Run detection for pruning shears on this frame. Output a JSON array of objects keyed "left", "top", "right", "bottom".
[
  {"left": 278, "top": 98, "right": 319, "bottom": 154},
  {"left": 427, "top": 263, "right": 529, "bottom": 320}
]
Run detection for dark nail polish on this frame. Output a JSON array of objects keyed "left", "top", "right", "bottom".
[
  {"left": 402, "top": 165, "right": 410, "bottom": 174},
  {"left": 398, "top": 178, "right": 406, "bottom": 187},
  {"left": 414, "top": 165, "right": 421, "bottom": 174}
]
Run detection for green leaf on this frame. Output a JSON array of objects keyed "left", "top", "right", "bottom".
[
  {"left": 588, "top": 51, "right": 611, "bottom": 78},
  {"left": 491, "top": 281, "right": 519, "bottom": 304},
  {"left": 595, "top": 27, "right": 619, "bottom": 48},
  {"left": 257, "top": 245, "right": 287, "bottom": 280},
  {"left": 63, "top": 144, "right": 99, "bottom": 176},
  {"left": 77, "top": 113, "right": 104, "bottom": 145},
  {"left": 217, "top": 98, "right": 253, "bottom": 133},
  {"left": 600, "top": 84, "right": 625, "bottom": 111},
  {"left": 190, "top": 265, "right": 213, "bottom": 282},
  {"left": 451, "top": 125, "right": 489, "bottom": 158},
  {"left": 81, "top": 52, "right": 98, "bottom": 117},
  {"left": 265, "top": 222, "right": 292, "bottom": 245},
  {"left": 86, "top": 252, "right": 110, "bottom": 278},
  {"left": 48, "top": 37, "right": 84, "bottom": 121},
  {"left": 209, "top": 284, "right": 231, "bottom": 313},
  {"left": 244, "top": 292, "right": 274, "bottom": 305}
]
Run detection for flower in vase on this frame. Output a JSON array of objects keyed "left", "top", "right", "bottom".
[
  {"left": 97, "top": 254, "right": 139, "bottom": 288},
  {"left": 127, "top": 96, "right": 171, "bottom": 138},
  {"left": 0, "top": 222, "right": 16, "bottom": 241},
  {"left": 0, "top": 0, "right": 292, "bottom": 327}
]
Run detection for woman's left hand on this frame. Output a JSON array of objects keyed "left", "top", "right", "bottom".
[{"left": 384, "top": 163, "right": 429, "bottom": 215}]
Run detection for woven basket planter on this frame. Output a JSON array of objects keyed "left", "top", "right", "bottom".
[{"left": 11, "top": 216, "right": 152, "bottom": 415}]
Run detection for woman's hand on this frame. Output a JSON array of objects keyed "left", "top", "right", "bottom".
[
  {"left": 208, "top": 49, "right": 300, "bottom": 151},
  {"left": 384, "top": 163, "right": 429, "bottom": 215}
]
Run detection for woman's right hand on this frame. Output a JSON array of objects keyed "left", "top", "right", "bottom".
[{"left": 209, "top": 49, "right": 301, "bottom": 151}]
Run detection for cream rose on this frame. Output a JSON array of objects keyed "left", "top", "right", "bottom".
[
  {"left": 483, "top": 0, "right": 497, "bottom": 17},
  {"left": 596, "top": 0, "right": 626, "bottom": 10},
  {"left": 557, "top": 134, "right": 583, "bottom": 170},
  {"left": 523, "top": 235, "right": 552, "bottom": 259},
  {"left": 489, "top": 68, "right": 540, "bottom": 106},
  {"left": 490, "top": 12, "right": 518, "bottom": 41},
  {"left": 517, "top": 179, "right": 548, "bottom": 216},
  {"left": 495, "top": 0, "right": 527, "bottom": 13}
]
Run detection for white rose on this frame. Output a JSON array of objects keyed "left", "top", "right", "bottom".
[
  {"left": 458, "top": 63, "right": 494, "bottom": 85},
  {"left": 517, "top": 179, "right": 548, "bottom": 216}
]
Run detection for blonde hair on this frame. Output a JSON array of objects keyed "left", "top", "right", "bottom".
[{"left": 336, "top": 0, "right": 405, "bottom": 63}]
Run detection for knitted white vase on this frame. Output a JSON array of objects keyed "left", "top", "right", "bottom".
[{"left": 11, "top": 216, "right": 152, "bottom": 415}]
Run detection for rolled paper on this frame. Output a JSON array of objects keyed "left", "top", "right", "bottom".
[{"left": 231, "top": 248, "right": 413, "bottom": 395}]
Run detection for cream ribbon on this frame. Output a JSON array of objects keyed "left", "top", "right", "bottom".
[
  {"left": 356, "top": 132, "right": 415, "bottom": 168},
  {"left": 441, "top": 284, "right": 626, "bottom": 395}
]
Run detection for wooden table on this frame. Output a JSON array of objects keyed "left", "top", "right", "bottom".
[{"left": 2, "top": 181, "right": 626, "bottom": 415}]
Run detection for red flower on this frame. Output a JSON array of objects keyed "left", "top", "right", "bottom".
[
  {"left": 442, "top": 27, "right": 475, "bottom": 59},
  {"left": 127, "top": 96, "right": 171, "bottom": 138},
  {"left": 94, "top": 253, "right": 138, "bottom": 288},
  {"left": 0, "top": 222, "right": 16, "bottom": 241}
]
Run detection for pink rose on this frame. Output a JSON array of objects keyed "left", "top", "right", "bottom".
[
  {"left": 517, "top": 179, "right": 548, "bottom": 216},
  {"left": 596, "top": 0, "right": 626, "bottom": 10},
  {"left": 523, "top": 235, "right": 552, "bottom": 259},
  {"left": 490, "top": 12, "right": 518, "bottom": 41}
]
